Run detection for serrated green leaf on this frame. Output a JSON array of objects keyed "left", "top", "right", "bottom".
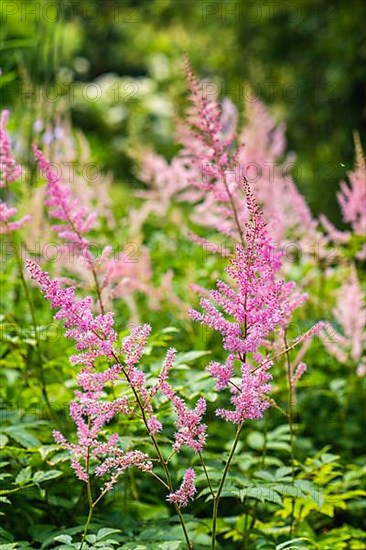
[{"left": 33, "top": 470, "right": 62, "bottom": 484}]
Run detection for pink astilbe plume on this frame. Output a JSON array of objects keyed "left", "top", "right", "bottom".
[
  {"left": 320, "top": 136, "right": 366, "bottom": 260},
  {"left": 0, "top": 110, "right": 30, "bottom": 233},
  {"left": 33, "top": 144, "right": 163, "bottom": 317},
  {"left": 26, "top": 258, "right": 158, "bottom": 487},
  {"left": 33, "top": 145, "right": 97, "bottom": 253},
  {"left": 134, "top": 60, "right": 244, "bottom": 245},
  {"left": 0, "top": 110, "right": 22, "bottom": 187},
  {"left": 216, "top": 360, "right": 272, "bottom": 424},
  {"left": 26, "top": 259, "right": 116, "bottom": 367},
  {"left": 167, "top": 468, "right": 197, "bottom": 508},
  {"left": 172, "top": 396, "right": 207, "bottom": 453},
  {"left": 136, "top": 60, "right": 323, "bottom": 255},
  {"left": 190, "top": 182, "right": 318, "bottom": 423},
  {"left": 190, "top": 184, "right": 291, "bottom": 357},
  {"left": 338, "top": 135, "right": 366, "bottom": 236},
  {"left": 38, "top": 114, "right": 116, "bottom": 230},
  {"left": 26, "top": 259, "right": 203, "bottom": 503},
  {"left": 322, "top": 265, "right": 365, "bottom": 376}
]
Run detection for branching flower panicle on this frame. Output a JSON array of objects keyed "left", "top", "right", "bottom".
[{"left": 0, "top": 110, "right": 30, "bottom": 233}]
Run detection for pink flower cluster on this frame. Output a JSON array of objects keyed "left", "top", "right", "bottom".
[
  {"left": 172, "top": 396, "right": 206, "bottom": 453},
  {"left": 33, "top": 145, "right": 97, "bottom": 253},
  {"left": 26, "top": 259, "right": 116, "bottom": 368},
  {"left": 337, "top": 137, "right": 366, "bottom": 236},
  {"left": 0, "top": 110, "right": 30, "bottom": 234},
  {"left": 216, "top": 360, "right": 272, "bottom": 424},
  {"left": 322, "top": 265, "right": 365, "bottom": 376},
  {"left": 190, "top": 185, "right": 292, "bottom": 357},
  {"left": 167, "top": 468, "right": 197, "bottom": 508},
  {"left": 190, "top": 181, "right": 317, "bottom": 423},
  {"left": 26, "top": 259, "right": 154, "bottom": 485},
  {"left": 27, "top": 259, "right": 206, "bottom": 500},
  {"left": 33, "top": 142, "right": 167, "bottom": 318}
]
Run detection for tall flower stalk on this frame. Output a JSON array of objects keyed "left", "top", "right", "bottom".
[
  {"left": 190, "top": 182, "right": 299, "bottom": 548},
  {"left": 26, "top": 259, "right": 204, "bottom": 548}
]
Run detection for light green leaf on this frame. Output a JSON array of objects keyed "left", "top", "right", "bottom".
[
  {"left": 15, "top": 466, "right": 33, "bottom": 486},
  {"left": 33, "top": 470, "right": 63, "bottom": 484},
  {"left": 3, "top": 427, "right": 40, "bottom": 448}
]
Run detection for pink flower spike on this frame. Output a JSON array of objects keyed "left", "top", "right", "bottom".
[
  {"left": 291, "top": 362, "right": 307, "bottom": 385},
  {"left": 172, "top": 397, "right": 207, "bottom": 453},
  {"left": 207, "top": 355, "right": 234, "bottom": 390},
  {"left": 167, "top": 468, "right": 196, "bottom": 508},
  {"left": 147, "top": 416, "right": 162, "bottom": 434},
  {"left": 0, "top": 110, "right": 29, "bottom": 234},
  {"left": 0, "top": 110, "right": 22, "bottom": 187},
  {"left": 33, "top": 145, "right": 97, "bottom": 254}
]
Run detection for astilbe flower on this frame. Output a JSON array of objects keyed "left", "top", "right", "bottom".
[
  {"left": 136, "top": 60, "right": 325, "bottom": 261},
  {"left": 0, "top": 110, "right": 30, "bottom": 234},
  {"left": 26, "top": 259, "right": 153, "bottom": 487},
  {"left": 172, "top": 396, "right": 206, "bottom": 453},
  {"left": 33, "top": 144, "right": 163, "bottom": 317},
  {"left": 38, "top": 113, "right": 115, "bottom": 229},
  {"left": 133, "top": 60, "right": 245, "bottom": 246},
  {"left": 320, "top": 136, "right": 366, "bottom": 260},
  {"left": 167, "top": 468, "right": 197, "bottom": 508},
  {"left": 322, "top": 265, "right": 366, "bottom": 376},
  {"left": 33, "top": 145, "right": 97, "bottom": 254},
  {"left": 190, "top": 184, "right": 290, "bottom": 357},
  {"left": 26, "top": 259, "right": 205, "bottom": 501},
  {"left": 338, "top": 135, "right": 366, "bottom": 236},
  {"left": 190, "top": 183, "right": 314, "bottom": 423}
]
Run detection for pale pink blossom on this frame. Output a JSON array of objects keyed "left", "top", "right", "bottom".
[
  {"left": 322, "top": 265, "right": 365, "bottom": 374},
  {"left": 167, "top": 468, "right": 196, "bottom": 507},
  {"left": 0, "top": 110, "right": 30, "bottom": 233},
  {"left": 338, "top": 135, "right": 366, "bottom": 235},
  {"left": 172, "top": 396, "right": 207, "bottom": 453}
]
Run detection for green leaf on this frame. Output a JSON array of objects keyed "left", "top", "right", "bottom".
[
  {"left": 0, "top": 435, "right": 8, "bottom": 448},
  {"left": 33, "top": 470, "right": 63, "bottom": 484},
  {"left": 276, "top": 537, "right": 315, "bottom": 549},
  {"left": 96, "top": 529, "right": 121, "bottom": 541},
  {"left": 247, "top": 431, "right": 265, "bottom": 450},
  {"left": 15, "top": 466, "right": 33, "bottom": 486},
  {"left": 3, "top": 427, "right": 40, "bottom": 448},
  {"left": 53, "top": 535, "right": 73, "bottom": 544},
  {"left": 174, "top": 350, "right": 211, "bottom": 365}
]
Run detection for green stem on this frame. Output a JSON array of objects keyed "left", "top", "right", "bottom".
[
  {"left": 211, "top": 423, "right": 243, "bottom": 550},
  {"left": 199, "top": 451, "right": 214, "bottom": 499},
  {"left": 79, "top": 440, "right": 93, "bottom": 550},
  {"left": 11, "top": 236, "right": 55, "bottom": 419},
  {"left": 284, "top": 334, "right": 296, "bottom": 536},
  {"left": 79, "top": 502, "right": 93, "bottom": 550},
  {"left": 110, "top": 350, "right": 192, "bottom": 549}
]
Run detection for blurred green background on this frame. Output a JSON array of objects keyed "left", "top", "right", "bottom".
[{"left": 1, "top": 0, "right": 365, "bottom": 223}]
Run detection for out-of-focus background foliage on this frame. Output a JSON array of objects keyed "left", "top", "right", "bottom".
[{"left": 1, "top": 0, "right": 365, "bottom": 223}]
